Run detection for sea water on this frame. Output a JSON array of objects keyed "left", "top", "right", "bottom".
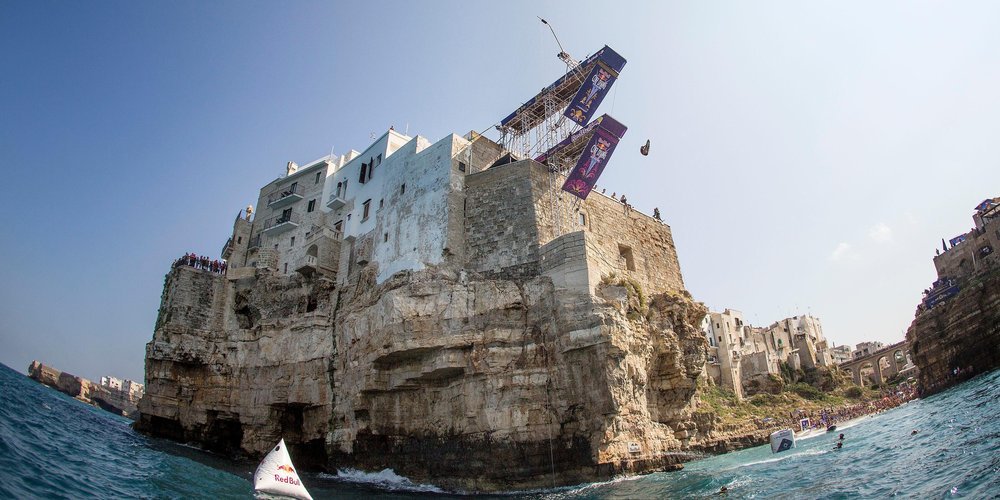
[{"left": 1, "top": 361, "right": 997, "bottom": 499}]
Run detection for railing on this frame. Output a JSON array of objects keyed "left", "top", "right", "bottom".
[
  {"left": 262, "top": 212, "right": 301, "bottom": 230},
  {"left": 220, "top": 237, "right": 232, "bottom": 258},
  {"left": 267, "top": 183, "right": 304, "bottom": 205}
]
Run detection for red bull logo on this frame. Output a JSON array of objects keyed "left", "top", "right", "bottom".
[
  {"left": 276, "top": 464, "right": 295, "bottom": 474},
  {"left": 273, "top": 474, "right": 300, "bottom": 485}
]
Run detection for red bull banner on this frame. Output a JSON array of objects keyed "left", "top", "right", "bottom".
[
  {"left": 565, "top": 63, "right": 618, "bottom": 126},
  {"left": 561, "top": 115, "right": 627, "bottom": 200}
]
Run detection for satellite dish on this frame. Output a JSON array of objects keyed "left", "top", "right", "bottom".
[{"left": 640, "top": 139, "right": 650, "bottom": 156}]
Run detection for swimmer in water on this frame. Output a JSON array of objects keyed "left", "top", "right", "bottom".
[
  {"left": 911, "top": 429, "right": 919, "bottom": 435},
  {"left": 839, "top": 433, "right": 845, "bottom": 440},
  {"left": 719, "top": 486, "right": 728, "bottom": 495},
  {"left": 834, "top": 442, "right": 843, "bottom": 450}
]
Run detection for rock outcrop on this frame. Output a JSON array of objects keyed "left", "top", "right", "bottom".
[
  {"left": 136, "top": 258, "right": 752, "bottom": 490},
  {"left": 907, "top": 266, "right": 1000, "bottom": 396},
  {"left": 27, "top": 361, "right": 139, "bottom": 418}
]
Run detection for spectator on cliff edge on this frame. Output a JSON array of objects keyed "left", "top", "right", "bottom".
[{"left": 653, "top": 207, "right": 662, "bottom": 221}]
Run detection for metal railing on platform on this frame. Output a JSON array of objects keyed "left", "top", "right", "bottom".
[
  {"left": 263, "top": 212, "right": 301, "bottom": 230},
  {"left": 267, "top": 183, "right": 304, "bottom": 205}
]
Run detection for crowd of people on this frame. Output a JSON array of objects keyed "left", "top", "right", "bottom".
[
  {"left": 173, "top": 253, "right": 227, "bottom": 275},
  {"left": 753, "top": 384, "right": 919, "bottom": 432}
]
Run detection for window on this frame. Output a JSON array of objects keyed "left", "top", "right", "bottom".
[
  {"left": 384, "top": 232, "right": 388, "bottom": 242},
  {"left": 237, "top": 236, "right": 242, "bottom": 244},
  {"left": 579, "top": 212, "right": 586, "bottom": 226},
  {"left": 359, "top": 163, "right": 368, "bottom": 184},
  {"left": 618, "top": 244, "right": 635, "bottom": 271},
  {"left": 307, "top": 199, "right": 316, "bottom": 212},
  {"left": 368, "top": 157, "right": 374, "bottom": 180},
  {"left": 458, "top": 161, "right": 466, "bottom": 172},
  {"left": 284, "top": 263, "right": 288, "bottom": 273},
  {"left": 400, "top": 183, "right": 406, "bottom": 195},
  {"left": 336, "top": 182, "right": 342, "bottom": 197},
  {"left": 347, "top": 214, "right": 351, "bottom": 221},
  {"left": 378, "top": 199, "right": 384, "bottom": 209},
  {"left": 376, "top": 154, "right": 382, "bottom": 165},
  {"left": 281, "top": 207, "right": 292, "bottom": 222},
  {"left": 334, "top": 220, "right": 343, "bottom": 232},
  {"left": 290, "top": 236, "right": 295, "bottom": 246},
  {"left": 314, "top": 171, "right": 322, "bottom": 184},
  {"left": 362, "top": 199, "right": 371, "bottom": 220}
]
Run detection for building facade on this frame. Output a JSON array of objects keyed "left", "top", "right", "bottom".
[{"left": 702, "top": 312, "right": 834, "bottom": 399}]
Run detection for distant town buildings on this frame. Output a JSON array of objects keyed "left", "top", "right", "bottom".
[
  {"left": 702, "top": 310, "right": 835, "bottom": 400},
  {"left": 100, "top": 375, "right": 144, "bottom": 401},
  {"left": 853, "top": 341, "right": 885, "bottom": 359},
  {"left": 829, "top": 345, "right": 853, "bottom": 365}
]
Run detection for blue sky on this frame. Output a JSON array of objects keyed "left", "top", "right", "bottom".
[{"left": 2, "top": 1, "right": 998, "bottom": 382}]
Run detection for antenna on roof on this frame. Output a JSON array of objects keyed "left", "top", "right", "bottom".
[{"left": 538, "top": 17, "right": 578, "bottom": 70}]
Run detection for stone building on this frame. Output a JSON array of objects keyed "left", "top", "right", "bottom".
[
  {"left": 853, "top": 341, "right": 885, "bottom": 359},
  {"left": 138, "top": 126, "right": 717, "bottom": 491},
  {"left": 829, "top": 345, "right": 853, "bottom": 365},
  {"left": 932, "top": 197, "right": 1000, "bottom": 280},
  {"left": 702, "top": 312, "right": 832, "bottom": 398}
]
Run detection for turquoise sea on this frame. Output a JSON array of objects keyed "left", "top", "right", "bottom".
[{"left": 1, "top": 361, "right": 997, "bottom": 499}]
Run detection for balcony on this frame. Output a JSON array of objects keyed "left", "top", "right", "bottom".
[
  {"left": 326, "top": 193, "right": 346, "bottom": 210},
  {"left": 267, "top": 184, "right": 304, "bottom": 209},
  {"left": 262, "top": 213, "right": 301, "bottom": 237},
  {"left": 294, "top": 254, "right": 317, "bottom": 274},
  {"left": 247, "top": 234, "right": 262, "bottom": 251},
  {"left": 221, "top": 237, "right": 233, "bottom": 260}
]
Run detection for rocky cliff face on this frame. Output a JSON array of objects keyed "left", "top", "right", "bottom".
[
  {"left": 136, "top": 259, "right": 745, "bottom": 491},
  {"left": 27, "top": 361, "right": 139, "bottom": 418},
  {"left": 907, "top": 267, "right": 1000, "bottom": 396}
]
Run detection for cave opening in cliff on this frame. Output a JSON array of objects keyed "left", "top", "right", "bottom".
[
  {"left": 203, "top": 410, "right": 243, "bottom": 455},
  {"left": 233, "top": 291, "right": 260, "bottom": 329},
  {"left": 274, "top": 403, "right": 306, "bottom": 443}
]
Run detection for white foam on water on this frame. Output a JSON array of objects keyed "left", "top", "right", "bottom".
[{"left": 323, "top": 468, "right": 444, "bottom": 493}]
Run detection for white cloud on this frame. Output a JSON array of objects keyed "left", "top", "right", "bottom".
[
  {"left": 830, "top": 242, "right": 856, "bottom": 261},
  {"left": 869, "top": 223, "right": 893, "bottom": 243}
]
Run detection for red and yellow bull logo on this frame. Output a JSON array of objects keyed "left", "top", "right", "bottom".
[{"left": 276, "top": 464, "right": 295, "bottom": 473}]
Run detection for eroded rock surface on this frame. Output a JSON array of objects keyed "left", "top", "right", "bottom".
[
  {"left": 136, "top": 258, "right": 752, "bottom": 490},
  {"left": 907, "top": 267, "right": 1000, "bottom": 396}
]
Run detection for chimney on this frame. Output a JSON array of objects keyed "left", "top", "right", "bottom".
[{"left": 286, "top": 161, "right": 298, "bottom": 176}]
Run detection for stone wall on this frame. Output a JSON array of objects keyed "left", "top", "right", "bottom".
[
  {"left": 464, "top": 159, "right": 684, "bottom": 294},
  {"left": 464, "top": 161, "right": 542, "bottom": 279}
]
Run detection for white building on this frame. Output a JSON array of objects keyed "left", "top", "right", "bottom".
[
  {"left": 232, "top": 128, "right": 502, "bottom": 286},
  {"left": 854, "top": 341, "right": 885, "bottom": 359}
]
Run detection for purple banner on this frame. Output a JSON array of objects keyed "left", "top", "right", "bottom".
[
  {"left": 949, "top": 234, "right": 967, "bottom": 247},
  {"left": 564, "top": 63, "right": 618, "bottom": 126},
  {"left": 561, "top": 116, "right": 627, "bottom": 200}
]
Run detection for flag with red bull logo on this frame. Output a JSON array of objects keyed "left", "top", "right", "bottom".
[{"left": 561, "top": 115, "right": 627, "bottom": 200}]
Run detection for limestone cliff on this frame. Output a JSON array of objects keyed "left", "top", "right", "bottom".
[
  {"left": 136, "top": 258, "right": 741, "bottom": 490},
  {"left": 907, "top": 266, "right": 1000, "bottom": 396}
]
